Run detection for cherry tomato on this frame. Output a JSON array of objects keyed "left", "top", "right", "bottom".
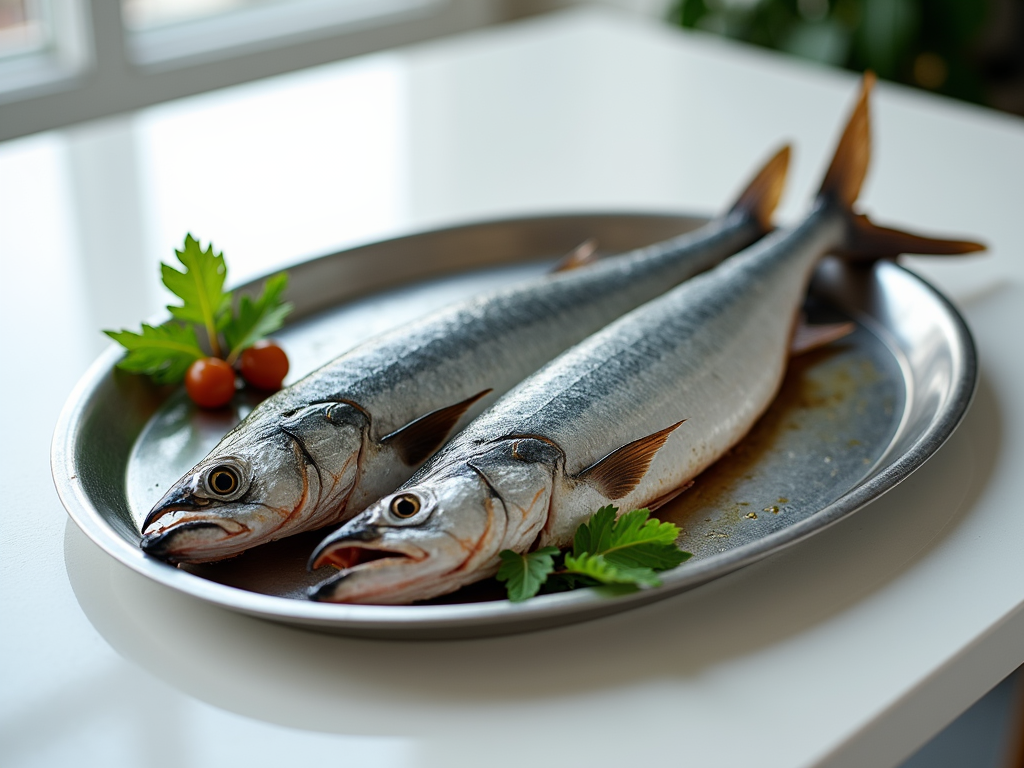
[
  {"left": 240, "top": 340, "right": 289, "bottom": 391},
  {"left": 185, "top": 357, "right": 236, "bottom": 408}
]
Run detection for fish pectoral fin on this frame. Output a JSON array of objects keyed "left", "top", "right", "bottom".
[
  {"left": 789, "top": 320, "right": 856, "bottom": 356},
  {"left": 381, "top": 389, "right": 493, "bottom": 466},
  {"left": 576, "top": 420, "right": 685, "bottom": 500},
  {"left": 550, "top": 238, "right": 599, "bottom": 273}
]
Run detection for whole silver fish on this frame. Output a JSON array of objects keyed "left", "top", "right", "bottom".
[
  {"left": 309, "top": 74, "right": 984, "bottom": 605},
  {"left": 141, "top": 148, "right": 789, "bottom": 563}
]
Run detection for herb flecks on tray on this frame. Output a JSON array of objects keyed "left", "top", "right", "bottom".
[
  {"left": 105, "top": 234, "right": 294, "bottom": 408},
  {"left": 496, "top": 506, "right": 692, "bottom": 602}
]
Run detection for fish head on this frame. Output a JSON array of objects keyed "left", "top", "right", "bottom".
[
  {"left": 308, "top": 437, "right": 562, "bottom": 604},
  {"left": 141, "top": 402, "right": 370, "bottom": 562}
]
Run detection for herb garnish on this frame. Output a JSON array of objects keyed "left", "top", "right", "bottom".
[
  {"left": 496, "top": 506, "right": 691, "bottom": 602},
  {"left": 104, "top": 234, "right": 293, "bottom": 386}
]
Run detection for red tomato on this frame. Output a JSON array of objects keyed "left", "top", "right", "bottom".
[
  {"left": 185, "top": 358, "right": 236, "bottom": 408},
  {"left": 240, "top": 340, "right": 289, "bottom": 391}
]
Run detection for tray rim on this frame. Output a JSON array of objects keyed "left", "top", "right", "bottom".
[{"left": 51, "top": 211, "right": 978, "bottom": 639}]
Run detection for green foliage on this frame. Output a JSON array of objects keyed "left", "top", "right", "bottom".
[
  {"left": 496, "top": 547, "right": 560, "bottom": 602},
  {"left": 224, "top": 273, "right": 293, "bottom": 362},
  {"left": 572, "top": 505, "right": 691, "bottom": 570},
  {"left": 104, "top": 323, "right": 204, "bottom": 384},
  {"left": 668, "top": 0, "right": 989, "bottom": 105},
  {"left": 105, "top": 234, "right": 292, "bottom": 384},
  {"left": 497, "top": 506, "right": 692, "bottom": 602},
  {"left": 563, "top": 552, "right": 662, "bottom": 588},
  {"left": 162, "top": 235, "right": 232, "bottom": 353}
]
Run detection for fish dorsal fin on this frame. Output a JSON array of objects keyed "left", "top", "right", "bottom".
[
  {"left": 577, "top": 420, "right": 685, "bottom": 499},
  {"left": 727, "top": 144, "right": 791, "bottom": 232},
  {"left": 381, "top": 389, "right": 492, "bottom": 466},
  {"left": 551, "top": 238, "right": 599, "bottom": 273},
  {"left": 818, "top": 71, "right": 875, "bottom": 208},
  {"left": 790, "top": 320, "right": 856, "bottom": 356}
]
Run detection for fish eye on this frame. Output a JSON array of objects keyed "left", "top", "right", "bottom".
[
  {"left": 390, "top": 493, "right": 421, "bottom": 519},
  {"left": 208, "top": 466, "right": 239, "bottom": 496}
]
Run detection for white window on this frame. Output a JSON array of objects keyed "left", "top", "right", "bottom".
[
  {"left": 0, "top": 0, "right": 91, "bottom": 102},
  {"left": 0, "top": 0, "right": 504, "bottom": 141},
  {"left": 123, "top": 0, "right": 445, "bottom": 68}
]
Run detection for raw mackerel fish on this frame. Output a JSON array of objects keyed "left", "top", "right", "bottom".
[
  {"left": 141, "top": 147, "right": 790, "bottom": 563},
  {"left": 309, "top": 74, "right": 984, "bottom": 605}
]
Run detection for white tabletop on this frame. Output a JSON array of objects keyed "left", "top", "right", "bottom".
[{"left": 3, "top": 8, "right": 1023, "bottom": 767}]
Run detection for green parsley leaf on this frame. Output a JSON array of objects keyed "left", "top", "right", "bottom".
[
  {"left": 223, "top": 272, "right": 293, "bottom": 362},
  {"left": 573, "top": 506, "right": 691, "bottom": 571},
  {"left": 103, "top": 323, "right": 204, "bottom": 384},
  {"left": 563, "top": 552, "right": 662, "bottom": 588},
  {"left": 496, "top": 507, "right": 692, "bottom": 602},
  {"left": 105, "top": 234, "right": 295, "bottom": 398},
  {"left": 545, "top": 571, "right": 595, "bottom": 592},
  {"left": 496, "top": 547, "right": 559, "bottom": 602},
  {"left": 161, "top": 235, "right": 231, "bottom": 357}
]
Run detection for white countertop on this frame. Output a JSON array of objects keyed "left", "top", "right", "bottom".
[{"left": 3, "top": 8, "right": 1023, "bottom": 767}]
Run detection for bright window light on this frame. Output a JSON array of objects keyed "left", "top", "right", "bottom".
[
  {"left": 0, "top": 0, "right": 48, "bottom": 58},
  {"left": 0, "top": 0, "right": 90, "bottom": 102},
  {"left": 0, "top": 0, "right": 477, "bottom": 139},
  {"left": 124, "top": 0, "right": 442, "bottom": 67},
  {"left": 123, "top": 0, "right": 288, "bottom": 31}
]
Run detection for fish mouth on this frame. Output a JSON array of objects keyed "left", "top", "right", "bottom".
[
  {"left": 143, "top": 489, "right": 206, "bottom": 531},
  {"left": 140, "top": 518, "right": 249, "bottom": 563},
  {"left": 307, "top": 535, "right": 428, "bottom": 603},
  {"left": 308, "top": 536, "right": 425, "bottom": 572}
]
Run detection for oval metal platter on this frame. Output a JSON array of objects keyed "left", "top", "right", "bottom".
[{"left": 52, "top": 213, "right": 977, "bottom": 639}]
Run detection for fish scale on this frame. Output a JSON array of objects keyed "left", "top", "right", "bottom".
[
  {"left": 431, "top": 209, "right": 839, "bottom": 475},
  {"left": 309, "top": 73, "right": 985, "bottom": 605},
  {"left": 261, "top": 215, "right": 764, "bottom": 439},
  {"left": 421, "top": 205, "right": 842, "bottom": 542},
  {"left": 140, "top": 148, "right": 789, "bottom": 563}
]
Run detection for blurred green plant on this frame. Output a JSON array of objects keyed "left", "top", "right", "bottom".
[{"left": 669, "top": 0, "right": 988, "bottom": 105}]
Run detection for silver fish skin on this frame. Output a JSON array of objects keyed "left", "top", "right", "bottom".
[
  {"left": 308, "top": 74, "right": 984, "bottom": 605},
  {"left": 140, "top": 148, "right": 789, "bottom": 563}
]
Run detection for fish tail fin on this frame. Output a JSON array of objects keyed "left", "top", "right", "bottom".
[
  {"left": 818, "top": 72, "right": 875, "bottom": 208},
  {"left": 819, "top": 71, "right": 986, "bottom": 260},
  {"left": 833, "top": 215, "right": 986, "bottom": 260},
  {"left": 727, "top": 144, "right": 791, "bottom": 234}
]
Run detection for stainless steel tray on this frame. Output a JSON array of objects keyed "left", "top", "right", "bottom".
[{"left": 52, "top": 213, "right": 977, "bottom": 639}]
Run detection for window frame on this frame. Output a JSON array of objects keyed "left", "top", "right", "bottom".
[
  {"left": 0, "top": 0, "right": 92, "bottom": 102},
  {"left": 125, "top": 0, "right": 443, "bottom": 69},
  {"left": 0, "top": 0, "right": 505, "bottom": 142}
]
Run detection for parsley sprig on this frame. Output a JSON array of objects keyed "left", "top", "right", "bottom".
[
  {"left": 104, "top": 234, "right": 293, "bottom": 383},
  {"left": 496, "top": 506, "right": 692, "bottom": 602},
  {"left": 161, "top": 235, "right": 231, "bottom": 358}
]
